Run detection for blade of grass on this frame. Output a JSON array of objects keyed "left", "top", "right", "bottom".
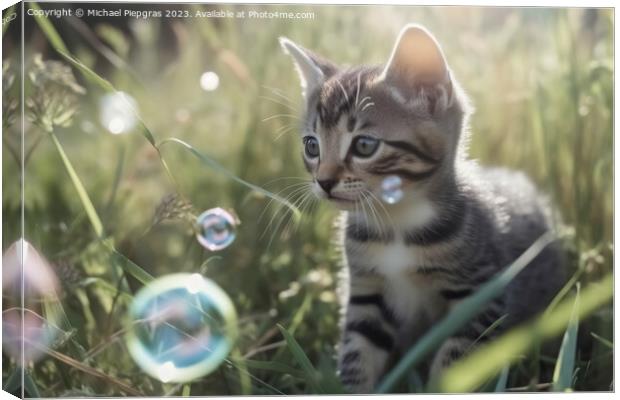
[
  {"left": 49, "top": 132, "right": 103, "bottom": 238},
  {"left": 494, "top": 366, "right": 510, "bottom": 392},
  {"left": 287, "top": 293, "right": 312, "bottom": 338},
  {"left": 590, "top": 332, "right": 613, "bottom": 349},
  {"left": 552, "top": 282, "right": 580, "bottom": 391},
  {"left": 89, "top": 277, "right": 134, "bottom": 301},
  {"left": 34, "top": 7, "right": 174, "bottom": 287},
  {"left": 104, "top": 241, "right": 154, "bottom": 285},
  {"left": 65, "top": 16, "right": 143, "bottom": 84},
  {"left": 158, "top": 138, "right": 301, "bottom": 220},
  {"left": 544, "top": 268, "right": 582, "bottom": 316},
  {"left": 229, "top": 348, "right": 252, "bottom": 395},
  {"left": 56, "top": 49, "right": 186, "bottom": 202},
  {"left": 32, "top": 10, "right": 158, "bottom": 148},
  {"left": 316, "top": 353, "right": 347, "bottom": 394},
  {"left": 3, "top": 367, "right": 21, "bottom": 393},
  {"left": 28, "top": 3, "right": 69, "bottom": 53},
  {"left": 469, "top": 314, "right": 509, "bottom": 351},
  {"left": 237, "top": 358, "right": 305, "bottom": 379},
  {"left": 377, "top": 232, "right": 556, "bottom": 393},
  {"left": 408, "top": 369, "right": 425, "bottom": 393},
  {"left": 104, "top": 143, "right": 125, "bottom": 215},
  {"left": 23, "top": 370, "right": 41, "bottom": 398},
  {"left": 50, "top": 132, "right": 154, "bottom": 285},
  {"left": 55, "top": 50, "right": 156, "bottom": 146},
  {"left": 31, "top": 342, "right": 143, "bottom": 396},
  {"left": 33, "top": 7, "right": 200, "bottom": 204},
  {"left": 274, "top": 293, "right": 312, "bottom": 361},
  {"left": 438, "top": 274, "right": 611, "bottom": 393},
  {"left": 277, "top": 324, "right": 322, "bottom": 393},
  {"left": 56, "top": 50, "right": 115, "bottom": 91},
  {"left": 36, "top": 24, "right": 187, "bottom": 222},
  {"left": 54, "top": 49, "right": 187, "bottom": 196}
]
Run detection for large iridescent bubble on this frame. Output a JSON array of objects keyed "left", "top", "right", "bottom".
[
  {"left": 126, "top": 273, "right": 237, "bottom": 383},
  {"left": 195, "top": 208, "right": 237, "bottom": 251},
  {"left": 2, "top": 239, "right": 61, "bottom": 364}
]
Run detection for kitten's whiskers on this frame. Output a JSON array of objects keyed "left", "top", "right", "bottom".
[
  {"left": 261, "top": 85, "right": 297, "bottom": 106},
  {"left": 259, "top": 181, "right": 311, "bottom": 236},
  {"left": 274, "top": 124, "right": 298, "bottom": 141},
  {"left": 260, "top": 95, "right": 299, "bottom": 113},
  {"left": 262, "top": 113, "right": 301, "bottom": 123},
  {"left": 362, "top": 190, "right": 386, "bottom": 241},
  {"left": 358, "top": 191, "right": 373, "bottom": 234},
  {"left": 263, "top": 181, "right": 314, "bottom": 249},
  {"left": 282, "top": 187, "right": 316, "bottom": 237},
  {"left": 262, "top": 176, "right": 309, "bottom": 186},
  {"left": 268, "top": 187, "right": 314, "bottom": 248},
  {"left": 366, "top": 189, "right": 396, "bottom": 241}
]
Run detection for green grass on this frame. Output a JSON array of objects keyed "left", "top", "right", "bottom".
[{"left": 2, "top": 4, "right": 613, "bottom": 396}]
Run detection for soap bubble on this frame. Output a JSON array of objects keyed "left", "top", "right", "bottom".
[
  {"left": 99, "top": 91, "right": 137, "bottom": 135},
  {"left": 380, "top": 175, "right": 403, "bottom": 204},
  {"left": 2, "top": 239, "right": 61, "bottom": 364},
  {"left": 200, "top": 71, "right": 220, "bottom": 91},
  {"left": 196, "top": 208, "right": 237, "bottom": 251},
  {"left": 126, "top": 273, "right": 237, "bottom": 383}
]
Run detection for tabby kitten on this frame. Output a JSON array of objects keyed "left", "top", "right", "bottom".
[{"left": 280, "top": 24, "right": 565, "bottom": 393}]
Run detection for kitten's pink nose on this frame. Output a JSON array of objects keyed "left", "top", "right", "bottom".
[{"left": 317, "top": 179, "right": 337, "bottom": 194}]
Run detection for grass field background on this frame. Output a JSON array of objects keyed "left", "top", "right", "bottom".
[{"left": 1, "top": 3, "right": 613, "bottom": 396}]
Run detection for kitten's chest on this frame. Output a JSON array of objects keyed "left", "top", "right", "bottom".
[
  {"left": 347, "top": 238, "right": 446, "bottom": 323},
  {"left": 347, "top": 234, "right": 431, "bottom": 276}
]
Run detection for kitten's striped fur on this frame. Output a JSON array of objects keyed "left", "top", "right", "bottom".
[{"left": 280, "top": 24, "right": 565, "bottom": 393}]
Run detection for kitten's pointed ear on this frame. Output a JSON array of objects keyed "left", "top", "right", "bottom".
[
  {"left": 380, "top": 24, "right": 452, "bottom": 109},
  {"left": 279, "top": 37, "right": 337, "bottom": 98}
]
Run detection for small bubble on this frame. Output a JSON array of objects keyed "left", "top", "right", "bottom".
[
  {"left": 200, "top": 71, "right": 220, "bottom": 91},
  {"left": 99, "top": 91, "right": 137, "bottom": 135},
  {"left": 126, "top": 273, "right": 237, "bottom": 383},
  {"left": 196, "top": 208, "right": 237, "bottom": 251},
  {"left": 380, "top": 175, "right": 403, "bottom": 204}
]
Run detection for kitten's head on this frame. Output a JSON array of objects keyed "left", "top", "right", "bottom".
[{"left": 280, "top": 24, "right": 470, "bottom": 211}]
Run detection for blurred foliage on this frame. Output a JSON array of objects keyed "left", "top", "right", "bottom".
[
  {"left": 26, "top": 54, "right": 85, "bottom": 132},
  {"left": 2, "top": 3, "right": 613, "bottom": 396},
  {"left": 2, "top": 61, "right": 18, "bottom": 131}
]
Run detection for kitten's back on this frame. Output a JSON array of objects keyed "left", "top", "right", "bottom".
[{"left": 468, "top": 164, "right": 566, "bottom": 326}]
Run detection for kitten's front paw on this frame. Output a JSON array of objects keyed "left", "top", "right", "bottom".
[
  {"left": 429, "top": 337, "right": 472, "bottom": 379},
  {"left": 337, "top": 335, "right": 389, "bottom": 394},
  {"left": 341, "top": 378, "right": 375, "bottom": 394},
  {"left": 338, "top": 365, "right": 374, "bottom": 394},
  {"left": 338, "top": 349, "right": 372, "bottom": 393}
]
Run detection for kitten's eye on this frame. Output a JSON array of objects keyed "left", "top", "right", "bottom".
[
  {"left": 352, "top": 136, "right": 380, "bottom": 158},
  {"left": 303, "top": 136, "right": 320, "bottom": 158}
]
